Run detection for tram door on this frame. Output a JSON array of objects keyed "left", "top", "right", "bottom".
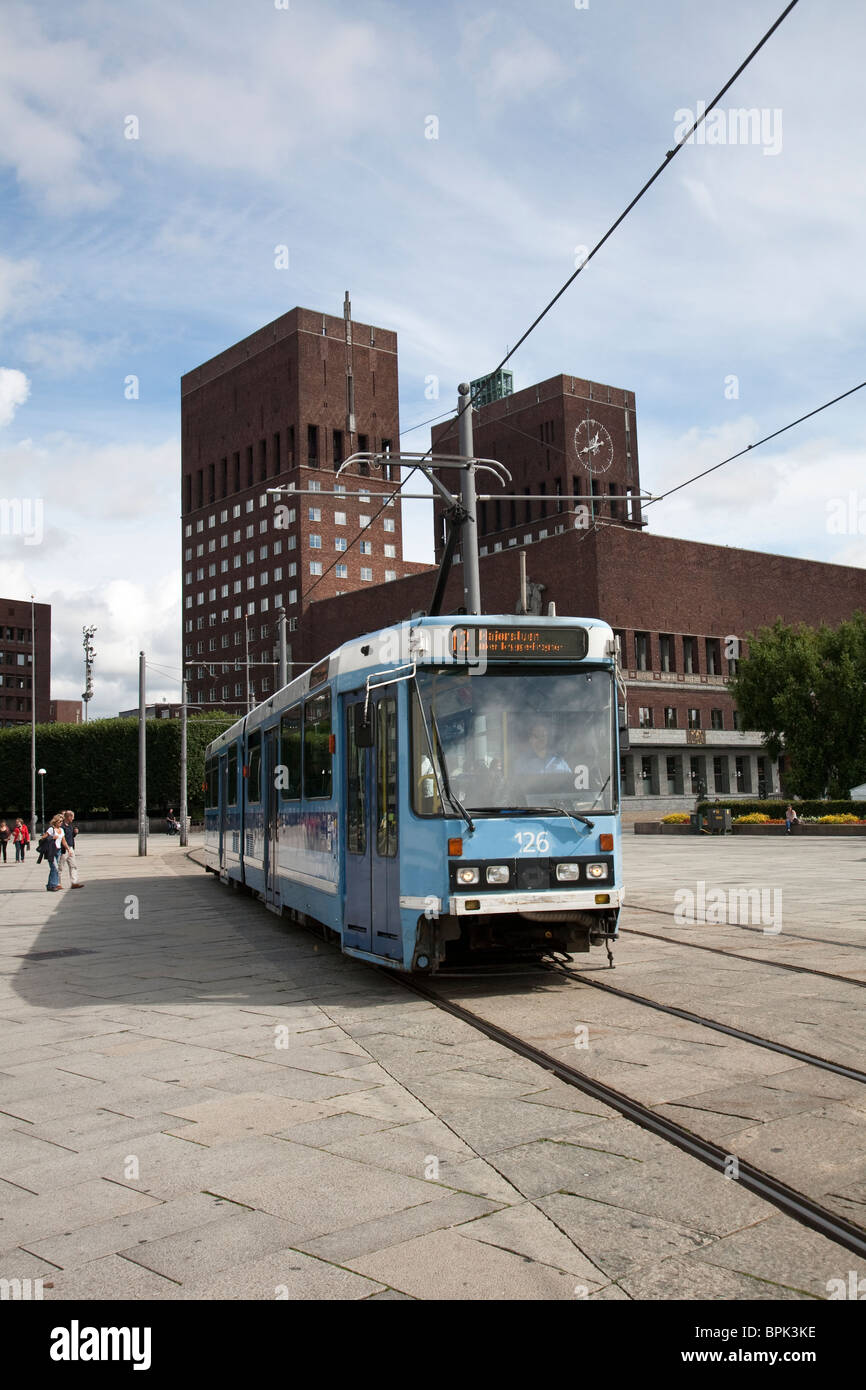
[
  {"left": 344, "top": 695, "right": 401, "bottom": 960},
  {"left": 263, "top": 728, "right": 281, "bottom": 908},
  {"left": 218, "top": 753, "right": 228, "bottom": 873}
]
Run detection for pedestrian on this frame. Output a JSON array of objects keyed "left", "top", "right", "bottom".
[
  {"left": 785, "top": 804, "right": 798, "bottom": 835},
  {"left": 60, "top": 810, "right": 84, "bottom": 889},
  {"left": 43, "top": 815, "right": 68, "bottom": 891},
  {"left": 12, "top": 818, "right": 30, "bottom": 862},
  {"left": 0, "top": 821, "right": 9, "bottom": 863}
]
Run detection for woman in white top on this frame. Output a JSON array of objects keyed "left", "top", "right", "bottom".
[{"left": 45, "top": 814, "right": 69, "bottom": 892}]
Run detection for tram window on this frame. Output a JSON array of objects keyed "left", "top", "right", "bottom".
[
  {"left": 346, "top": 705, "right": 366, "bottom": 854},
  {"left": 411, "top": 690, "right": 441, "bottom": 817},
  {"left": 227, "top": 746, "right": 238, "bottom": 806},
  {"left": 247, "top": 732, "right": 262, "bottom": 803},
  {"left": 279, "top": 705, "right": 301, "bottom": 799},
  {"left": 377, "top": 698, "right": 398, "bottom": 857},
  {"left": 304, "top": 690, "right": 332, "bottom": 798},
  {"left": 205, "top": 759, "right": 217, "bottom": 808}
]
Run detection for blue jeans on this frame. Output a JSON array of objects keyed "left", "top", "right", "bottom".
[{"left": 47, "top": 854, "right": 60, "bottom": 888}]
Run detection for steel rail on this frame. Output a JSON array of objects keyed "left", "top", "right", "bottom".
[{"left": 391, "top": 971, "right": 866, "bottom": 1260}]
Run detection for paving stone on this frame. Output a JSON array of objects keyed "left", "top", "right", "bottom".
[
  {"left": 490, "top": 1135, "right": 643, "bottom": 1199},
  {"left": 618, "top": 1254, "right": 815, "bottom": 1301},
  {"left": 0, "top": 1178, "right": 161, "bottom": 1246},
  {"left": 43, "top": 1252, "right": 182, "bottom": 1300},
  {"left": 273, "top": 1110, "right": 401, "bottom": 1147},
  {"left": 296, "top": 1191, "right": 503, "bottom": 1263},
  {"left": 537, "top": 1192, "right": 714, "bottom": 1279},
  {"left": 695, "top": 1214, "right": 861, "bottom": 1298},
  {"left": 430, "top": 1098, "right": 609, "bottom": 1154},
  {"left": 431, "top": 1158, "right": 525, "bottom": 1205},
  {"left": 120, "top": 1209, "right": 302, "bottom": 1282},
  {"left": 177, "top": 1248, "right": 385, "bottom": 1300},
  {"left": 21, "top": 1192, "right": 241, "bottom": 1271},
  {"left": 323, "top": 1117, "right": 476, "bottom": 1179},
  {"left": 163, "top": 1094, "right": 315, "bottom": 1144},
  {"left": 345, "top": 1227, "right": 585, "bottom": 1299},
  {"left": 453, "top": 1201, "right": 608, "bottom": 1283}
]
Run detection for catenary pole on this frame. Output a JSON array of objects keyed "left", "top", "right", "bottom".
[
  {"left": 138, "top": 651, "right": 147, "bottom": 856},
  {"left": 179, "top": 676, "right": 188, "bottom": 847},
  {"left": 30, "top": 595, "right": 37, "bottom": 838},
  {"left": 457, "top": 383, "right": 481, "bottom": 615}
]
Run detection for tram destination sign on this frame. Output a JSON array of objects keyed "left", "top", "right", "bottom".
[{"left": 450, "top": 625, "right": 588, "bottom": 661}]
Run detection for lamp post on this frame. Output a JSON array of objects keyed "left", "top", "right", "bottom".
[{"left": 37, "top": 768, "right": 46, "bottom": 833}]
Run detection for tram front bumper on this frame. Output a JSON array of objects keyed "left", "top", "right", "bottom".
[{"left": 448, "top": 888, "right": 622, "bottom": 916}]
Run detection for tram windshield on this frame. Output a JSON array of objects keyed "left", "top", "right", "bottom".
[{"left": 412, "top": 665, "right": 617, "bottom": 817}]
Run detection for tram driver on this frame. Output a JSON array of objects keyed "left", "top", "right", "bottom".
[{"left": 520, "top": 720, "right": 571, "bottom": 776}]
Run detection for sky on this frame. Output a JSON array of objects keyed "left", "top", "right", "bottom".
[{"left": 0, "top": 0, "right": 864, "bottom": 716}]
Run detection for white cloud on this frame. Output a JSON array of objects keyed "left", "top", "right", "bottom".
[{"left": 0, "top": 368, "right": 31, "bottom": 426}]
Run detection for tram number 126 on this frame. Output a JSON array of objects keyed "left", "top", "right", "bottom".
[{"left": 514, "top": 830, "right": 550, "bottom": 853}]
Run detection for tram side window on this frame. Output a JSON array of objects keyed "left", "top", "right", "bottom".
[
  {"left": 246, "top": 732, "right": 262, "bottom": 803},
  {"left": 411, "top": 690, "right": 441, "bottom": 817},
  {"left": 377, "top": 697, "right": 398, "bottom": 857},
  {"left": 227, "top": 746, "right": 238, "bottom": 806},
  {"left": 205, "top": 758, "right": 218, "bottom": 808},
  {"left": 279, "top": 705, "right": 301, "bottom": 799},
  {"left": 346, "top": 705, "right": 366, "bottom": 854},
  {"left": 304, "top": 690, "right": 332, "bottom": 799}
]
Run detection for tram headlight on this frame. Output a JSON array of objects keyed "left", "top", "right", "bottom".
[
  {"left": 456, "top": 866, "right": 480, "bottom": 886},
  {"left": 555, "top": 863, "right": 580, "bottom": 882},
  {"left": 587, "top": 862, "right": 608, "bottom": 880},
  {"left": 486, "top": 865, "right": 509, "bottom": 884}
]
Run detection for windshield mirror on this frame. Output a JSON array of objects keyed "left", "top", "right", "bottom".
[{"left": 412, "top": 665, "right": 617, "bottom": 815}]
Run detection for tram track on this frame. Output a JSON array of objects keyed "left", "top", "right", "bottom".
[
  {"left": 390, "top": 970, "right": 866, "bottom": 1261},
  {"left": 627, "top": 899, "right": 866, "bottom": 954},
  {"left": 542, "top": 962, "right": 866, "bottom": 1085},
  {"left": 620, "top": 922, "right": 866, "bottom": 989}
]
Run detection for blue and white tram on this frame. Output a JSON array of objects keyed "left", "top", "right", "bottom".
[{"left": 203, "top": 615, "right": 625, "bottom": 972}]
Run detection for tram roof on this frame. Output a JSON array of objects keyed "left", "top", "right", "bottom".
[{"left": 206, "top": 615, "right": 614, "bottom": 754}]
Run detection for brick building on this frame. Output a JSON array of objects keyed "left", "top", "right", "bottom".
[
  {"left": 292, "top": 367, "right": 866, "bottom": 814},
  {"left": 180, "top": 302, "right": 432, "bottom": 710},
  {"left": 0, "top": 597, "right": 50, "bottom": 727},
  {"left": 49, "top": 699, "right": 82, "bottom": 724},
  {"left": 432, "top": 372, "right": 644, "bottom": 561}
]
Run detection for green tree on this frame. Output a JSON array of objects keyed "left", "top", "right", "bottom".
[{"left": 731, "top": 612, "right": 866, "bottom": 798}]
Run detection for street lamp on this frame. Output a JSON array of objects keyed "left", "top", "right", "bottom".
[{"left": 37, "top": 768, "right": 46, "bottom": 833}]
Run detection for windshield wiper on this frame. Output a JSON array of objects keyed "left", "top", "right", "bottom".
[
  {"left": 471, "top": 805, "right": 595, "bottom": 829},
  {"left": 430, "top": 711, "right": 474, "bottom": 833}
]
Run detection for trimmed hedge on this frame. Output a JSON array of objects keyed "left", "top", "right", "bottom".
[
  {"left": 0, "top": 714, "right": 234, "bottom": 818},
  {"left": 698, "top": 798, "right": 866, "bottom": 819}
]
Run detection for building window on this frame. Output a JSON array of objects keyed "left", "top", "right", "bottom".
[
  {"left": 307, "top": 424, "right": 318, "bottom": 466},
  {"left": 288, "top": 588, "right": 298, "bottom": 604},
  {"left": 310, "top": 561, "right": 322, "bottom": 575},
  {"left": 659, "top": 633, "right": 674, "bottom": 672},
  {"left": 710, "top": 709, "right": 724, "bottom": 730},
  {"left": 713, "top": 756, "right": 730, "bottom": 794},
  {"left": 385, "top": 569, "right": 396, "bottom": 581},
  {"left": 705, "top": 638, "right": 721, "bottom": 676},
  {"left": 688, "top": 708, "right": 701, "bottom": 730},
  {"left": 634, "top": 631, "right": 650, "bottom": 671},
  {"left": 335, "top": 564, "right": 348, "bottom": 579},
  {"left": 664, "top": 706, "right": 677, "bottom": 730},
  {"left": 274, "top": 567, "right": 282, "bottom": 582},
  {"left": 360, "top": 540, "right": 372, "bottom": 555},
  {"left": 360, "top": 567, "right": 373, "bottom": 581},
  {"left": 384, "top": 544, "right": 396, "bottom": 558},
  {"left": 732, "top": 709, "right": 741, "bottom": 730},
  {"left": 683, "top": 636, "right": 698, "bottom": 674},
  {"left": 638, "top": 707, "right": 652, "bottom": 728},
  {"left": 335, "top": 512, "right": 346, "bottom": 526},
  {"left": 335, "top": 537, "right": 347, "bottom": 552},
  {"left": 309, "top": 534, "right": 321, "bottom": 548},
  {"left": 384, "top": 518, "right": 395, "bottom": 533},
  {"left": 308, "top": 507, "right": 321, "bottom": 522},
  {"left": 359, "top": 514, "right": 371, "bottom": 527}
]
